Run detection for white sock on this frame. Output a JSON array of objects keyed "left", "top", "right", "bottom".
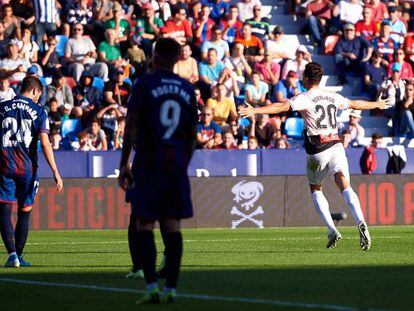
[
  {"left": 342, "top": 187, "right": 365, "bottom": 225},
  {"left": 312, "top": 191, "right": 337, "bottom": 233},
  {"left": 8, "top": 252, "right": 17, "bottom": 258}
]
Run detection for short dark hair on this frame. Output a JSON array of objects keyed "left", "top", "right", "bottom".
[
  {"left": 21, "top": 76, "right": 43, "bottom": 94},
  {"left": 341, "top": 129, "right": 351, "bottom": 135},
  {"left": 303, "top": 62, "right": 324, "bottom": 86},
  {"left": 154, "top": 38, "right": 181, "bottom": 68},
  {"left": 372, "top": 132, "right": 383, "bottom": 140},
  {"left": 171, "top": 4, "right": 185, "bottom": 16}
]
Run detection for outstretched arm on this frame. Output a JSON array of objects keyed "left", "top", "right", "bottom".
[
  {"left": 349, "top": 93, "right": 391, "bottom": 110},
  {"left": 238, "top": 102, "right": 291, "bottom": 118}
]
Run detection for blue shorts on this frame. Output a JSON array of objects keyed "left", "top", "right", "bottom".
[
  {"left": 0, "top": 172, "right": 39, "bottom": 207},
  {"left": 127, "top": 171, "right": 193, "bottom": 221}
]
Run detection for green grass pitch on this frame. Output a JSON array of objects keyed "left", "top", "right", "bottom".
[{"left": 0, "top": 226, "right": 413, "bottom": 310}]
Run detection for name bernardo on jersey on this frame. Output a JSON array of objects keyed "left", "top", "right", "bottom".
[
  {"left": 151, "top": 79, "right": 191, "bottom": 104},
  {"left": 3, "top": 98, "right": 39, "bottom": 120}
]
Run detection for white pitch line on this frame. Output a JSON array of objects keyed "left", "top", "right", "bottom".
[
  {"left": 25, "top": 236, "right": 404, "bottom": 246},
  {"left": 0, "top": 277, "right": 362, "bottom": 311}
]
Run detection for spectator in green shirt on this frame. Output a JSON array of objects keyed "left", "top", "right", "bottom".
[
  {"left": 98, "top": 28, "right": 121, "bottom": 67},
  {"left": 134, "top": 2, "right": 164, "bottom": 57},
  {"left": 103, "top": 2, "right": 130, "bottom": 52}
]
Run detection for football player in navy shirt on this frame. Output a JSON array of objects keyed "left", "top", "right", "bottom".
[
  {"left": 118, "top": 38, "right": 197, "bottom": 304},
  {"left": 0, "top": 76, "right": 63, "bottom": 268}
]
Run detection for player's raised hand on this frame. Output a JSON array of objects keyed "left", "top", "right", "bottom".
[
  {"left": 376, "top": 92, "right": 392, "bottom": 110},
  {"left": 238, "top": 103, "right": 255, "bottom": 118},
  {"left": 118, "top": 165, "right": 133, "bottom": 191},
  {"left": 54, "top": 173, "right": 63, "bottom": 192}
]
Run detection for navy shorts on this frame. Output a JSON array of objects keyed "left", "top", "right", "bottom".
[
  {"left": 127, "top": 171, "right": 193, "bottom": 221},
  {"left": 0, "top": 172, "right": 39, "bottom": 207}
]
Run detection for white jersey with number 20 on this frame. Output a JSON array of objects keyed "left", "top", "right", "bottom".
[{"left": 287, "top": 88, "right": 350, "bottom": 137}]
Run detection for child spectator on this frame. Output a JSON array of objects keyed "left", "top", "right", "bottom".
[
  {"left": 77, "top": 131, "right": 96, "bottom": 151},
  {"left": 85, "top": 118, "right": 107, "bottom": 150},
  {"left": 0, "top": 75, "right": 16, "bottom": 101}
]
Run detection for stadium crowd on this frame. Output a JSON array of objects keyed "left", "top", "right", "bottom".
[{"left": 1, "top": 0, "right": 414, "bottom": 151}]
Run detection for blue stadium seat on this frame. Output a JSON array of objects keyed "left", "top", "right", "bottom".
[
  {"left": 92, "top": 77, "right": 105, "bottom": 93},
  {"left": 239, "top": 118, "right": 250, "bottom": 127},
  {"left": 124, "top": 77, "right": 132, "bottom": 85},
  {"left": 61, "top": 119, "right": 82, "bottom": 140},
  {"left": 55, "top": 35, "right": 68, "bottom": 57},
  {"left": 284, "top": 117, "right": 304, "bottom": 139}
]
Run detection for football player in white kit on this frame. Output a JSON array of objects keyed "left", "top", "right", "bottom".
[{"left": 239, "top": 62, "right": 390, "bottom": 250}]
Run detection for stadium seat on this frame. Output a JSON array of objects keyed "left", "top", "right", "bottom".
[
  {"left": 61, "top": 119, "right": 82, "bottom": 140},
  {"left": 284, "top": 117, "right": 304, "bottom": 139},
  {"left": 324, "top": 35, "right": 340, "bottom": 55},
  {"left": 124, "top": 77, "right": 132, "bottom": 85},
  {"left": 239, "top": 118, "right": 250, "bottom": 127},
  {"left": 92, "top": 77, "right": 105, "bottom": 93},
  {"left": 55, "top": 35, "right": 68, "bottom": 57}
]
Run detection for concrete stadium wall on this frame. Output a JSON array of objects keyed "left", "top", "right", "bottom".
[{"left": 19, "top": 176, "right": 414, "bottom": 230}]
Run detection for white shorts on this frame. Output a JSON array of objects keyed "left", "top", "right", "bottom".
[{"left": 306, "top": 143, "right": 350, "bottom": 185}]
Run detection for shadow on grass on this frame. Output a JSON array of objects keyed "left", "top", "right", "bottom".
[{"left": 0, "top": 265, "right": 413, "bottom": 310}]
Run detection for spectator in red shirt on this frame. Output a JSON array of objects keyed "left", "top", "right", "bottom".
[
  {"left": 403, "top": 32, "right": 414, "bottom": 65},
  {"left": 387, "top": 48, "right": 413, "bottom": 80},
  {"left": 193, "top": 5, "right": 215, "bottom": 48},
  {"left": 162, "top": 4, "right": 193, "bottom": 45},
  {"left": 305, "top": 0, "right": 335, "bottom": 46},
  {"left": 369, "top": 0, "right": 388, "bottom": 23},
  {"left": 254, "top": 50, "right": 280, "bottom": 85},
  {"left": 220, "top": 5, "right": 243, "bottom": 45},
  {"left": 355, "top": 6, "right": 378, "bottom": 41},
  {"left": 235, "top": 23, "right": 264, "bottom": 63},
  {"left": 214, "top": 131, "right": 238, "bottom": 149}
]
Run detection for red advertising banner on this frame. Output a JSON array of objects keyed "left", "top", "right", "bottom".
[{"left": 10, "top": 176, "right": 414, "bottom": 230}]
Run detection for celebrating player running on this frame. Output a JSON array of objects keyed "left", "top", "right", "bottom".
[{"left": 239, "top": 62, "right": 390, "bottom": 250}]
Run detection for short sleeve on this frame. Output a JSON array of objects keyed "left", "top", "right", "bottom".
[
  {"left": 335, "top": 93, "right": 350, "bottom": 110},
  {"left": 88, "top": 37, "right": 96, "bottom": 51},
  {"left": 287, "top": 93, "right": 307, "bottom": 111},
  {"left": 213, "top": 122, "right": 222, "bottom": 133}
]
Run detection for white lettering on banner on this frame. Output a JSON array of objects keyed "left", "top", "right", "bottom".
[
  {"left": 231, "top": 180, "right": 265, "bottom": 229},
  {"left": 196, "top": 169, "right": 210, "bottom": 177}
]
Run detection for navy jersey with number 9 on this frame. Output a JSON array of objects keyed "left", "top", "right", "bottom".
[{"left": 127, "top": 71, "right": 198, "bottom": 174}]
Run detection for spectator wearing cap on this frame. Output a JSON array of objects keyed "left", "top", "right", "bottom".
[
  {"left": 234, "top": 23, "right": 264, "bottom": 63},
  {"left": 369, "top": 0, "right": 388, "bottom": 23},
  {"left": 46, "top": 70, "right": 74, "bottom": 113},
  {"left": 193, "top": 5, "right": 215, "bottom": 49},
  {"left": 388, "top": 6, "right": 406, "bottom": 45},
  {"left": 272, "top": 70, "right": 305, "bottom": 103},
  {"left": 382, "top": 62, "right": 405, "bottom": 135},
  {"left": 135, "top": 2, "right": 164, "bottom": 57},
  {"left": 73, "top": 71, "right": 102, "bottom": 112},
  {"left": 237, "top": 0, "right": 262, "bottom": 23},
  {"left": 338, "top": 0, "right": 363, "bottom": 25},
  {"left": 0, "top": 39, "right": 30, "bottom": 83},
  {"left": 387, "top": 48, "right": 413, "bottom": 80},
  {"left": 334, "top": 23, "right": 373, "bottom": 83},
  {"left": 244, "top": 70, "right": 269, "bottom": 107},
  {"left": 246, "top": 4, "right": 271, "bottom": 42},
  {"left": 0, "top": 22, "right": 11, "bottom": 59},
  {"left": 363, "top": 49, "right": 386, "bottom": 100},
  {"left": 254, "top": 50, "right": 280, "bottom": 85},
  {"left": 0, "top": 75, "right": 16, "bottom": 102},
  {"left": 40, "top": 36, "right": 61, "bottom": 76},
  {"left": 347, "top": 109, "right": 365, "bottom": 146},
  {"left": 305, "top": 0, "right": 336, "bottom": 46},
  {"left": 201, "top": 25, "right": 230, "bottom": 61},
  {"left": 371, "top": 20, "right": 397, "bottom": 67},
  {"left": 103, "top": 68, "right": 131, "bottom": 110},
  {"left": 174, "top": 43, "right": 199, "bottom": 83},
  {"left": 355, "top": 6, "right": 378, "bottom": 41},
  {"left": 219, "top": 5, "right": 242, "bottom": 44},
  {"left": 64, "top": 23, "right": 109, "bottom": 82},
  {"left": 281, "top": 45, "right": 312, "bottom": 80},
  {"left": 162, "top": 4, "right": 193, "bottom": 45},
  {"left": 266, "top": 26, "right": 295, "bottom": 64},
  {"left": 201, "top": 0, "right": 229, "bottom": 23}
]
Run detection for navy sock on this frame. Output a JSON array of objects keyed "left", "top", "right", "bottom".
[
  {"left": 164, "top": 231, "right": 183, "bottom": 289},
  {"left": 15, "top": 209, "right": 31, "bottom": 257},
  {"left": 137, "top": 230, "right": 157, "bottom": 284},
  {"left": 128, "top": 215, "right": 142, "bottom": 271},
  {"left": 0, "top": 203, "right": 16, "bottom": 254}
]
